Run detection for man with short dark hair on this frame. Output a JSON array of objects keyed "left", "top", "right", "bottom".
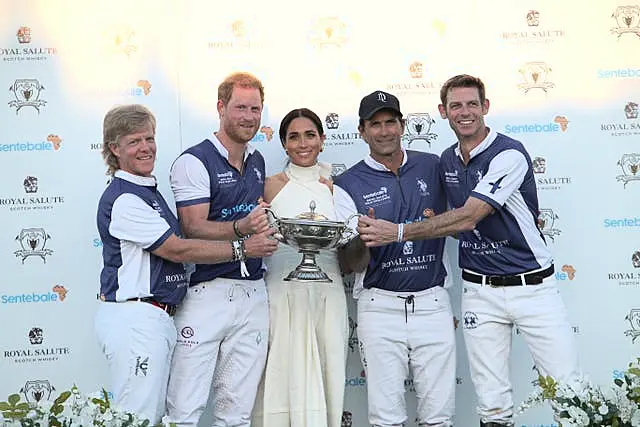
[
  {"left": 357, "top": 75, "right": 580, "bottom": 427},
  {"left": 334, "top": 90, "right": 456, "bottom": 427}
]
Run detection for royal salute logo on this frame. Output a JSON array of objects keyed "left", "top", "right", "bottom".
[
  {"left": 402, "top": 113, "right": 438, "bottom": 147},
  {"left": 537, "top": 209, "right": 561, "bottom": 241},
  {"left": 607, "top": 250, "right": 640, "bottom": 287},
  {"left": 21, "top": 380, "right": 55, "bottom": 403},
  {"left": 17, "top": 26, "right": 32, "bottom": 44},
  {"left": 402, "top": 241, "right": 414, "bottom": 255},
  {"left": 601, "top": 102, "right": 640, "bottom": 137},
  {"left": 501, "top": 10, "right": 565, "bottom": 44},
  {"left": 533, "top": 157, "right": 546, "bottom": 174},
  {"left": 29, "top": 327, "right": 43, "bottom": 345},
  {"left": 310, "top": 17, "right": 348, "bottom": 48},
  {"left": 3, "top": 327, "right": 71, "bottom": 364},
  {"left": 532, "top": 157, "right": 572, "bottom": 191},
  {"left": 386, "top": 61, "right": 442, "bottom": 98},
  {"left": 611, "top": 6, "right": 640, "bottom": 39},
  {"left": 0, "top": 27, "right": 57, "bottom": 63},
  {"left": 409, "top": 61, "right": 424, "bottom": 79},
  {"left": 617, "top": 153, "right": 640, "bottom": 188},
  {"left": 24, "top": 176, "right": 38, "bottom": 194},
  {"left": 325, "top": 111, "right": 361, "bottom": 147},
  {"left": 8, "top": 79, "right": 47, "bottom": 113},
  {"left": 208, "top": 19, "right": 266, "bottom": 50},
  {"left": 518, "top": 62, "right": 555, "bottom": 94},
  {"left": 325, "top": 113, "right": 339, "bottom": 130},
  {"left": 331, "top": 163, "right": 347, "bottom": 177},
  {"left": 0, "top": 176, "right": 65, "bottom": 213},
  {"left": 14, "top": 228, "right": 53, "bottom": 263},
  {"left": 625, "top": 309, "right": 640, "bottom": 342}
]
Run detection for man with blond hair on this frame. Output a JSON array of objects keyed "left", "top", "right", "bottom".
[{"left": 167, "top": 72, "right": 277, "bottom": 427}]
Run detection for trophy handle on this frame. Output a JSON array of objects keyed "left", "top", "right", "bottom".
[
  {"left": 264, "top": 208, "right": 286, "bottom": 243},
  {"left": 337, "top": 213, "right": 362, "bottom": 247}
]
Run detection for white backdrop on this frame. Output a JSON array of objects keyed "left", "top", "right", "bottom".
[{"left": 2, "top": 1, "right": 640, "bottom": 426}]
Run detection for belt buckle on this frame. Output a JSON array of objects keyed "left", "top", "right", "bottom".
[
  {"left": 166, "top": 305, "right": 177, "bottom": 316},
  {"left": 486, "top": 275, "right": 501, "bottom": 287}
]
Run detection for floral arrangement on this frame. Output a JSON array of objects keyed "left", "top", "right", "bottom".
[
  {"left": 517, "top": 358, "right": 640, "bottom": 426},
  {"left": 0, "top": 386, "right": 160, "bottom": 427}
]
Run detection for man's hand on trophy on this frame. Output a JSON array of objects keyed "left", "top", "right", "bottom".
[
  {"left": 358, "top": 210, "right": 400, "bottom": 247},
  {"left": 243, "top": 228, "right": 279, "bottom": 258},
  {"left": 238, "top": 201, "right": 271, "bottom": 235}
]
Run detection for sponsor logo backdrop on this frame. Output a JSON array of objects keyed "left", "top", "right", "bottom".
[{"left": 1, "top": 1, "right": 638, "bottom": 426}]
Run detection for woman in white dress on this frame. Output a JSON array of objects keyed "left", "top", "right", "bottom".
[{"left": 252, "top": 108, "right": 348, "bottom": 427}]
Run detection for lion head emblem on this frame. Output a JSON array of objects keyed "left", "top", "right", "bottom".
[{"left": 325, "top": 113, "right": 339, "bottom": 130}]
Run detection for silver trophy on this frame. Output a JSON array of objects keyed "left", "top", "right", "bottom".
[{"left": 267, "top": 201, "right": 357, "bottom": 283}]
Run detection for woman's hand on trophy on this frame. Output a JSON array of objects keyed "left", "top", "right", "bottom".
[
  {"left": 238, "top": 201, "right": 271, "bottom": 235},
  {"left": 243, "top": 228, "right": 279, "bottom": 258}
]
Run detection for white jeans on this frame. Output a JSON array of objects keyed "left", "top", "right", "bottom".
[
  {"left": 461, "top": 278, "right": 580, "bottom": 425},
  {"left": 357, "top": 286, "right": 456, "bottom": 427},
  {"left": 166, "top": 278, "right": 269, "bottom": 427},
  {"left": 94, "top": 301, "right": 177, "bottom": 425}
]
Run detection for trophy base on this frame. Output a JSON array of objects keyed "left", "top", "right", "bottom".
[
  {"left": 283, "top": 268, "right": 333, "bottom": 283},
  {"left": 283, "top": 251, "right": 333, "bottom": 283}
]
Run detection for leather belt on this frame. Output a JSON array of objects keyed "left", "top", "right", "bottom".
[
  {"left": 462, "top": 265, "right": 554, "bottom": 287},
  {"left": 127, "top": 297, "right": 177, "bottom": 316}
]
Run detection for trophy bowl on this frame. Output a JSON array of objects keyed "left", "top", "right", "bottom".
[{"left": 266, "top": 201, "right": 357, "bottom": 283}]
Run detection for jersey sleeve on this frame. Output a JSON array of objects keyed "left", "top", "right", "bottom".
[
  {"left": 333, "top": 184, "right": 359, "bottom": 232},
  {"left": 170, "top": 153, "right": 211, "bottom": 208},
  {"left": 109, "top": 193, "right": 173, "bottom": 251},
  {"left": 471, "top": 149, "right": 528, "bottom": 209}
]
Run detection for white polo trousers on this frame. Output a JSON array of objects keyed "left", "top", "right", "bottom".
[
  {"left": 94, "top": 300, "right": 177, "bottom": 425},
  {"left": 166, "top": 278, "right": 269, "bottom": 427},
  {"left": 357, "top": 286, "right": 456, "bottom": 427},
  {"left": 461, "top": 277, "right": 580, "bottom": 424}
]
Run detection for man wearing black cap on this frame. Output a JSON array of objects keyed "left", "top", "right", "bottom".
[
  {"left": 333, "top": 91, "right": 456, "bottom": 427},
  {"left": 356, "top": 76, "right": 580, "bottom": 427}
]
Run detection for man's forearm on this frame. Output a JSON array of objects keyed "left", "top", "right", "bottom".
[
  {"left": 182, "top": 219, "right": 237, "bottom": 241},
  {"left": 404, "top": 208, "right": 475, "bottom": 241}
]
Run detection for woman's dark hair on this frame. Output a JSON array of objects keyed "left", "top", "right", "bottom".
[{"left": 279, "top": 108, "right": 325, "bottom": 147}]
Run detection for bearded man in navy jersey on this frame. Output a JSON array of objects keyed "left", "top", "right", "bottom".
[
  {"left": 357, "top": 75, "right": 580, "bottom": 427},
  {"left": 334, "top": 90, "right": 456, "bottom": 427},
  {"left": 166, "top": 72, "right": 279, "bottom": 427}
]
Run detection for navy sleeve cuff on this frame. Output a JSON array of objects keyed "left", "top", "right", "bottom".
[
  {"left": 147, "top": 228, "right": 174, "bottom": 252},
  {"left": 176, "top": 198, "right": 210, "bottom": 208},
  {"left": 470, "top": 191, "right": 503, "bottom": 211}
]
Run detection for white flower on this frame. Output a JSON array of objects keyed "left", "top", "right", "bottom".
[{"left": 599, "top": 402, "right": 609, "bottom": 415}]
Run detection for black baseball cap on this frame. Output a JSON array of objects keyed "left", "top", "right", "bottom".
[{"left": 358, "top": 90, "right": 402, "bottom": 120}]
